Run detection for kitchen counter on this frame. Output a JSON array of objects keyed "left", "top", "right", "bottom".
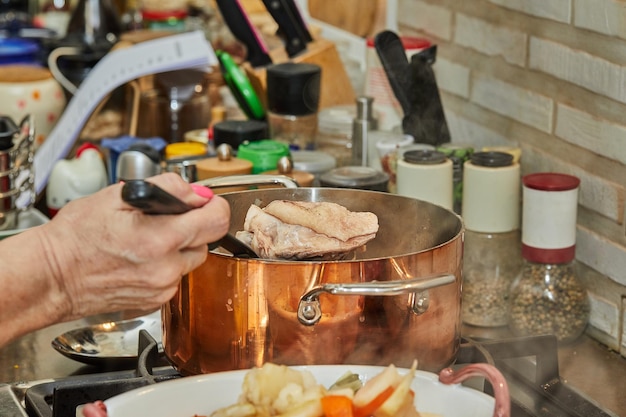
[
  {"left": 463, "top": 325, "right": 626, "bottom": 416},
  {"left": 0, "top": 317, "right": 625, "bottom": 416}
]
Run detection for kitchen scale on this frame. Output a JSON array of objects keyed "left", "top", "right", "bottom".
[{"left": 34, "top": 30, "right": 218, "bottom": 195}]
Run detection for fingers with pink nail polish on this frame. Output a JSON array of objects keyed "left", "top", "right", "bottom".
[{"left": 191, "top": 184, "right": 214, "bottom": 200}]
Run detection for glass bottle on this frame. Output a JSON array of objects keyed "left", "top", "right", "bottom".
[
  {"left": 65, "top": 0, "right": 122, "bottom": 47},
  {"left": 266, "top": 63, "right": 321, "bottom": 151},
  {"left": 461, "top": 151, "right": 522, "bottom": 327},
  {"left": 508, "top": 173, "right": 590, "bottom": 343}
]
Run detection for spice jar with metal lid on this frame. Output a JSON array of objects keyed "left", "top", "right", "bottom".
[
  {"left": 508, "top": 173, "right": 590, "bottom": 343},
  {"left": 396, "top": 149, "right": 453, "bottom": 210},
  {"left": 320, "top": 166, "right": 388, "bottom": 191},
  {"left": 461, "top": 151, "right": 522, "bottom": 327}
]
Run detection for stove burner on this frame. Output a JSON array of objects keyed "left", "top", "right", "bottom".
[
  {"left": 19, "top": 331, "right": 617, "bottom": 417},
  {"left": 25, "top": 331, "right": 179, "bottom": 417}
]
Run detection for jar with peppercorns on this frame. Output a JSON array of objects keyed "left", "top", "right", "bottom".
[
  {"left": 507, "top": 173, "right": 590, "bottom": 343},
  {"left": 461, "top": 151, "right": 522, "bottom": 327}
]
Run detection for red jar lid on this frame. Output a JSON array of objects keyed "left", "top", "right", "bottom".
[
  {"left": 142, "top": 9, "right": 187, "bottom": 20},
  {"left": 523, "top": 173, "right": 580, "bottom": 191},
  {"left": 367, "top": 36, "right": 432, "bottom": 50}
]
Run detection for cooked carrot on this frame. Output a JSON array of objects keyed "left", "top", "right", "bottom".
[{"left": 322, "top": 395, "right": 354, "bottom": 417}]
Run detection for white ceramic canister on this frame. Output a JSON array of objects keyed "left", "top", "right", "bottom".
[
  {"left": 0, "top": 65, "right": 66, "bottom": 147},
  {"left": 397, "top": 149, "right": 453, "bottom": 210}
]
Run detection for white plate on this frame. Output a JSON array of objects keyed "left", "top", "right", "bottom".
[{"left": 104, "top": 365, "right": 495, "bottom": 417}]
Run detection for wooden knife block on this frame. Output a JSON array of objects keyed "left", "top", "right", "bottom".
[{"left": 243, "top": 38, "right": 356, "bottom": 110}]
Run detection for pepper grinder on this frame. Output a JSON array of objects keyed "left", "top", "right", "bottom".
[
  {"left": 461, "top": 151, "right": 522, "bottom": 327},
  {"left": 351, "top": 96, "right": 378, "bottom": 166},
  {"left": 266, "top": 62, "right": 321, "bottom": 151},
  {"left": 508, "top": 173, "right": 590, "bottom": 343}
]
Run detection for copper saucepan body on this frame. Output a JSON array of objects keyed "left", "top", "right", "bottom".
[{"left": 162, "top": 176, "right": 464, "bottom": 375}]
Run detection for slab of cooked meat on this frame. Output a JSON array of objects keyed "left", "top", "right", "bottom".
[{"left": 235, "top": 200, "right": 379, "bottom": 260}]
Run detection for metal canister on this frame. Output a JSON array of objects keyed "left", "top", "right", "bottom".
[
  {"left": 0, "top": 115, "right": 35, "bottom": 230},
  {"left": 116, "top": 143, "right": 162, "bottom": 182},
  {"left": 320, "top": 166, "right": 389, "bottom": 192},
  {"left": 291, "top": 150, "right": 337, "bottom": 186}
]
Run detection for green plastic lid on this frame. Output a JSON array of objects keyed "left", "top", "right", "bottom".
[
  {"left": 237, "top": 140, "right": 290, "bottom": 174},
  {"left": 216, "top": 50, "right": 265, "bottom": 121}
]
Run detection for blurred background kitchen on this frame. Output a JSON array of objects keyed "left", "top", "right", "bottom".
[{"left": 2, "top": 0, "right": 626, "bottom": 412}]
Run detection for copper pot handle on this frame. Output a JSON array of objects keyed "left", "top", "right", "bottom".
[
  {"left": 297, "top": 272, "right": 455, "bottom": 325},
  {"left": 439, "top": 364, "right": 511, "bottom": 417},
  {"left": 193, "top": 174, "right": 299, "bottom": 189}
]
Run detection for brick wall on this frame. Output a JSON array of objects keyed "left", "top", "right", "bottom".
[{"left": 396, "top": 0, "right": 626, "bottom": 353}]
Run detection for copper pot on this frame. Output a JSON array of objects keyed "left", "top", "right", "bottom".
[{"left": 162, "top": 178, "right": 464, "bottom": 375}]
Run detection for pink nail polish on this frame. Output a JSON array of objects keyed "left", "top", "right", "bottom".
[{"left": 191, "top": 184, "right": 214, "bottom": 199}]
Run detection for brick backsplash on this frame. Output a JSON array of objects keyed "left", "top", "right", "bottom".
[
  {"left": 555, "top": 104, "right": 626, "bottom": 166},
  {"left": 398, "top": 0, "right": 626, "bottom": 352},
  {"left": 574, "top": 0, "right": 626, "bottom": 38},
  {"left": 455, "top": 13, "right": 527, "bottom": 67},
  {"left": 470, "top": 75, "right": 554, "bottom": 132},
  {"left": 529, "top": 37, "right": 625, "bottom": 103},
  {"left": 489, "top": 0, "right": 572, "bottom": 23},
  {"left": 397, "top": 1, "right": 453, "bottom": 41}
]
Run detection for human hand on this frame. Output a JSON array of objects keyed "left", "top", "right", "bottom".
[{"left": 35, "top": 173, "right": 230, "bottom": 322}]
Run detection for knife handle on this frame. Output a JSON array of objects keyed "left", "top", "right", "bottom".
[
  {"left": 262, "top": 0, "right": 308, "bottom": 57},
  {"left": 373, "top": 30, "right": 413, "bottom": 116},
  {"left": 121, "top": 180, "right": 193, "bottom": 215},
  {"left": 121, "top": 180, "right": 259, "bottom": 258},
  {"left": 283, "top": 0, "right": 313, "bottom": 42},
  {"left": 215, "top": 0, "right": 272, "bottom": 67}
]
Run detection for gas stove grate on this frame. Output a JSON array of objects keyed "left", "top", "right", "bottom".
[
  {"left": 470, "top": 336, "right": 617, "bottom": 417},
  {"left": 21, "top": 332, "right": 618, "bottom": 417},
  {"left": 25, "top": 331, "right": 179, "bottom": 417}
]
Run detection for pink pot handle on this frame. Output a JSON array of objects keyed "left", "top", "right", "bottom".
[
  {"left": 82, "top": 401, "right": 108, "bottom": 417},
  {"left": 439, "top": 363, "right": 510, "bottom": 417}
]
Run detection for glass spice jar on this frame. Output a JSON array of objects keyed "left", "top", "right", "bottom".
[
  {"left": 509, "top": 260, "right": 589, "bottom": 342},
  {"left": 461, "top": 151, "right": 522, "bottom": 327},
  {"left": 266, "top": 63, "right": 321, "bottom": 151},
  {"left": 508, "top": 173, "right": 590, "bottom": 343}
]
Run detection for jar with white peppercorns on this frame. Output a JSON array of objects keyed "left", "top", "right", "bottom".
[{"left": 508, "top": 173, "right": 590, "bottom": 343}]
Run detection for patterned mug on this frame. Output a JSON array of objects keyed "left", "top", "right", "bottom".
[{"left": 0, "top": 65, "right": 66, "bottom": 147}]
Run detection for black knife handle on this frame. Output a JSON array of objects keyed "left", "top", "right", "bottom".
[
  {"left": 374, "top": 30, "right": 413, "bottom": 115},
  {"left": 283, "top": 0, "right": 313, "bottom": 42},
  {"left": 215, "top": 0, "right": 273, "bottom": 67},
  {"left": 121, "top": 180, "right": 259, "bottom": 258},
  {"left": 121, "top": 180, "right": 193, "bottom": 215},
  {"left": 262, "top": 0, "right": 308, "bottom": 57}
]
